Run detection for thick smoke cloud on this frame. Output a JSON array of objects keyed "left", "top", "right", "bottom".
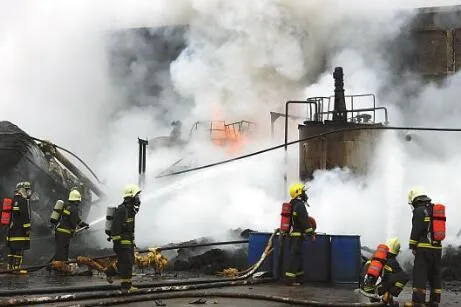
[{"left": 1, "top": 0, "right": 461, "bottom": 253}]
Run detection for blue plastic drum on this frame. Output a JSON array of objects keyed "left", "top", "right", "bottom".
[
  {"left": 248, "top": 232, "right": 273, "bottom": 272},
  {"left": 330, "top": 235, "right": 361, "bottom": 283}
]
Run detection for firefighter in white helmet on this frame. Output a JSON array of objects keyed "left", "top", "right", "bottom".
[
  {"left": 51, "top": 189, "right": 89, "bottom": 274},
  {"left": 405, "top": 187, "right": 444, "bottom": 307},
  {"left": 104, "top": 184, "right": 141, "bottom": 293}
]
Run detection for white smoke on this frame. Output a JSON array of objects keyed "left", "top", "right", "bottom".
[{"left": 1, "top": 0, "right": 461, "bottom": 257}]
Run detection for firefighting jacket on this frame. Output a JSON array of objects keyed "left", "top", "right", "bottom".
[
  {"left": 289, "top": 197, "right": 314, "bottom": 237},
  {"left": 382, "top": 254, "right": 404, "bottom": 277},
  {"left": 7, "top": 194, "right": 31, "bottom": 249},
  {"left": 409, "top": 196, "right": 442, "bottom": 250},
  {"left": 111, "top": 201, "right": 136, "bottom": 248},
  {"left": 56, "top": 202, "right": 86, "bottom": 236},
  {"left": 361, "top": 253, "right": 404, "bottom": 291}
]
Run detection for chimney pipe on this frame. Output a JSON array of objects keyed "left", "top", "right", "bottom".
[{"left": 332, "top": 67, "right": 347, "bottom": 122}]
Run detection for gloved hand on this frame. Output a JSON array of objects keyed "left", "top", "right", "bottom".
[
  {"left": 25, "top": 229, "right": 31, "bottom": 237},
  {"left": 80, "top": 222, "right": 89, "bottom": 228}
]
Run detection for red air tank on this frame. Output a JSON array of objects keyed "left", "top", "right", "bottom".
[
  {"left": 280, "top": 202, "right": 292, "bottom": 233},
  {"left": 1, "top": 198, "right": 13, "bottom": 225}
]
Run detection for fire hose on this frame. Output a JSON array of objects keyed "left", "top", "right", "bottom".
[
  {"left": 0, "top": 232, "right": 275, "bottom": 306},
  {"left": 154, "top": 125, "right": 461, "bottom": 178},
  {"left": 0, "top": 278, "right": 273, "bottom": 306},
  {"left": 0, "top": 277, "right": 249, "bottom": 296},
  {"left": 0, "top": 239, "right": 249, "bottom": 275},
  {"left": 64, "top": 291, "right": 386, "bottom": 307},
  {"left": 0, "top": 231, "right": 385, "bottom": 307}
]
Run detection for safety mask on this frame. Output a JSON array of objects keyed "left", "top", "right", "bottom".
[
  {"left": 300, "top": 190, "right": 308, "bottom": 203},
  {"left": 25, "top": 189, "right": 32, "bottom": 199},
  {"left": 133, "top": 194, "right": 141, "bottom": 214}
]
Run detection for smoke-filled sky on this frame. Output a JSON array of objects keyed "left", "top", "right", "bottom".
[{"left": 1, "top": 0, "right": 461, "bottom": 256}]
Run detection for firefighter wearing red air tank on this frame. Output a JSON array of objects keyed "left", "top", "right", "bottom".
[
  {"left": 360, "top": 238, "right": 409, "bottom": 305},
  {"left": 284, "top": 183, "right": 315, "bottom": 286},
  {"left": 6, "top": 182, "right": 32, "bottom": 274},
  {"left": 404, "top": 188, "right": 445, "bottom": 307}
]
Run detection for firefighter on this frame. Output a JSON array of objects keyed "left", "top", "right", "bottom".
[
  {"left": 51, "top": 189, "right": 89, "bottom": 273},
  {"left": 360, "top": 238, "right": 410, "bottom": 306},
  {"left": 284, "top": 182, "right": 315, "bottom": 286},
  {"left": 6, "top": 182, "right": 32, "bottom": 274},
  {"left": 404, "top": 188, "right": 443, "bottom": 307},
  {"left": 105, "top": 184, "right": 141, "bottom": 293}
]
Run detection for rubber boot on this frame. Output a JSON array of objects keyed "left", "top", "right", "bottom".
[
  {"left": 382, "top": 292, "right": 398, "bottom": 306},
  {"left": 295, "top": 274, "right": 304, "bottom": 286},
  {"left": 104, "top": 263, "right": 118, "bottom": 284},
  {"left": 11, "top": 255, "right": 27, "bottom": 275},
  {"left": 284, "top": 277, "right": 301, "bottom": 286},
  {"left": 120, "top": 278, "right": 137, "bottom": 293}
]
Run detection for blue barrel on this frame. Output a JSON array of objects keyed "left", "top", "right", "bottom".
[
  {"left": 272, "top": 234, "right": 330, "bottom": 282},
  {"left": 303, "top": 234, "right": 330, "bottom": 282},
  {"left": 248, "top": 232, "right": 273, "bottom": 272},
  {"left": 330, "top": 235, "right": 361, "bottom": 283}
]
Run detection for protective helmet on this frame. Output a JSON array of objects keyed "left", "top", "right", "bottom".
[
  {"left": 408, "top": 187, "right": 425, "bottom": 205},
  {"left": 123, "top": 184, "right": 141, "bottom": 198},
  {"left": 386, "top": 237, "right": 401, "bottom": 255},
  {"left": 69, "top": 189, "right": 82, "bottom": 202},
  {"left": 289, "top": 183, "right": 306, "bottom": 199},
  {"left": 22, "top": 181, "right": 31, "bottom": 189},
  {"left": 15, "top": 181, "right": 32, "bottom": 198}
]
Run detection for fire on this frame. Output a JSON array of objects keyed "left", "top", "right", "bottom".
[{"left": 209, "top": 102, "right": 251, "bottom": 154}]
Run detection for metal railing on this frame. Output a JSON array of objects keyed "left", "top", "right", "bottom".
[
  {"left": 302, "top": 94, "right": 388, "bottom": 125},
  {"left": 188, "top": 120, "right": 256, "bottom": 143}
]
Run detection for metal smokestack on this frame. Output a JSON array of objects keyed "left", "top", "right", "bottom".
[{"left": 332, "top": 67, "right": 347, "bottom": 122}]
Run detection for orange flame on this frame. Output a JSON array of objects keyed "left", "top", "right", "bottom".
[{"left": 209, "top": 102, "right": 248, "bottom": 154}]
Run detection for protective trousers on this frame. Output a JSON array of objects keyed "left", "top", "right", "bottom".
[
  {"left": 8, "top": 249, "right": 24, "bottom": 270},
  {"left": 54, "top": 232, "right": 71, "bottom": 261},
  {"left": 106, "top": 246, "right": 134, "bottom": 290},
  {"left": 285, "top": 236, "right": 304, "bottom": 282},
  {"left": 411, "top": 248, "right": 442, "bottom": 305},
  {"left": 379, "top": 271, "right": 410, "bottom": 297}
]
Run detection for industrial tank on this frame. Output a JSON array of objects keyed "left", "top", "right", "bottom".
[{"left": 298, "top": 67, "right": 388, "bottom": 181}]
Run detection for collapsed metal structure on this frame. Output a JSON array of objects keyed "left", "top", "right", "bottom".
[{"left": 0, "top": 121, "right": 105, "bottom": 255}]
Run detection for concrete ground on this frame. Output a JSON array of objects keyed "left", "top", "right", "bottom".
[{"left": 1, "top": 271, "right": 461, "bottom": 306}]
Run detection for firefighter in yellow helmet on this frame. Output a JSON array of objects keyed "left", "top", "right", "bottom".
[
  {"left": 105, "top": 184, "right": 141, "bottom": 293},
  {"left": 360, "top": 238, "right": 409, "bottom": 306},
  {"left": 404, "top": 187, "right": 443, "bottom": 307},
  {"left": 284, "top": 182, "right": 315, "bottom": 286},
  {"left": 51, "top": 189, "right": 89, "bottom": 274},
  {"left": 6, "top": 182, "right": 33, "bottom": 274}
]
